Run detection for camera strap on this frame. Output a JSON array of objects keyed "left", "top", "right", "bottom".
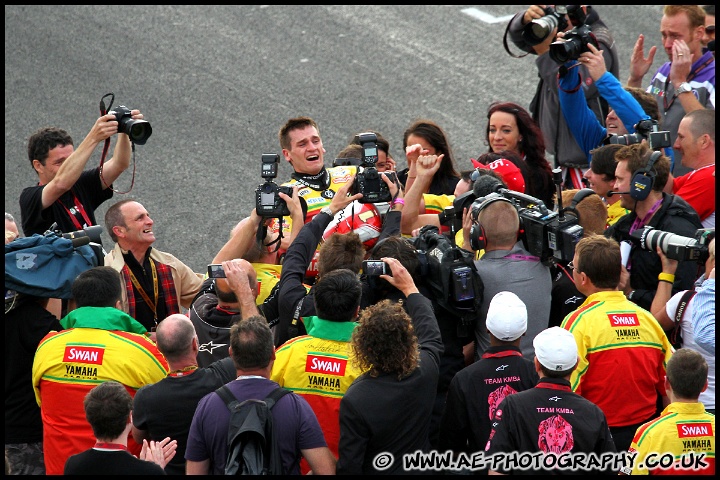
[
  {"left": 257, "top": 219, "right": 283, "bottom": 254},
  {"left": 97, "top": 92, "right": 137, "bottom": 194}
]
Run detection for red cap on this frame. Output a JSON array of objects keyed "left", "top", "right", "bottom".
[{"left": 471, "top": 158, "right": 526, "bottom": 193}]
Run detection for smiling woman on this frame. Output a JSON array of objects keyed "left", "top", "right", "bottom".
[{"left": 484, "top": 102, "right": 555, "bottom": 209}]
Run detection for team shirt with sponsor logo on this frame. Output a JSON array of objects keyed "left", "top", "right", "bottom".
[
  {"left": 624, "top": 402, "right": 715, "bottom": 475},
  {"left": 561, "top": 290, "right": 673, "bottom": 428}
]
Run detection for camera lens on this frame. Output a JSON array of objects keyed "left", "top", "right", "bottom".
[
  {"left": 549, "top": 38, "right": 581, "bottom": 64},
  {"left": 523, "top": 15, "right": 559, "bottom": 45},
  {"left": 119, "top": 118, "right": 152, "bottom": 145}
]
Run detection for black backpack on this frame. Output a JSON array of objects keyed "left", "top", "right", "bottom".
[
  {"left": 411, "top": 225, "right": 484, "bottom": 337},
  {"left": 216, "top": 385, "right": 291, "bottom": 475}
]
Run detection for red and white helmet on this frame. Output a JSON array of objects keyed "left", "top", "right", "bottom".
[{"left": 322, "top": 201, "right": 382, "bottom": 249}]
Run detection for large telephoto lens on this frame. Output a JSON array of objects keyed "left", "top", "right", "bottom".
[{"left": 640, "top": 228, "right": 699, "bottom": 261}]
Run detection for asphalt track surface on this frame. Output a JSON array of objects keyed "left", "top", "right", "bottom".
[{"left": 5, "top": 5, "right": 666, "bottom": 273}]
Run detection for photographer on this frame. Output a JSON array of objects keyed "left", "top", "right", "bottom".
[
  {"left": 558, "top": 41, "right": 669, "bottom": 164},
  {"left": 505, "top": 5, "right": 619, "bottom": 188},
  {"left": 605, "top": 144, "right": 703, "bottom": 311},
  {"left": 650, "top": 238, "right": 715, "bottom": 414},
  {"left": 20, "top": 108, "right": 144, "bottom": 237}
]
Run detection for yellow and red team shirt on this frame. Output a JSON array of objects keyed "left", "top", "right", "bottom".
[
  {"left": 606, "top": 200, "right": 630, "bottom": 227},
  {"left": 623, "top": 402, "right": 715, "bottom": 475},
  {"left": 561, "top": 290, "right": 673, "bottom": 428},
  {"left": 271, "top": 316, "right": 364, "bottom": 472},
  {"left": 251, "top": 262, "right": 283, "bottom": 304},
  {"left": 32, "top": 323, "right": 168, "bottom": 475}
]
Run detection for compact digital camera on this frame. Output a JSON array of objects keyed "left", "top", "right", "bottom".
[
  {"left": 255, "top": 154, "right": 293, "bottom": 217},
  {"left": 363, "top": 259, "right": 390, "bottom": 276},
  {"left": 352, "top": 132, "right": 396, "bottom": 204}
]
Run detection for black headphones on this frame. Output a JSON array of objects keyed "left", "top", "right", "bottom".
[
  {"left": 629, "top": 151, "right": 662, "bottom": 201},
  {"left": 469, "top": 195, "right": 518, "bottom": 251},
  {"left": 561, "top": 188, "right": 598, "bottom": 222}
]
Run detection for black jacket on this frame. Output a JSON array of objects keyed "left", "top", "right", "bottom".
[{"left": 605, "top": 193, "right": 703, "bottom": 311}]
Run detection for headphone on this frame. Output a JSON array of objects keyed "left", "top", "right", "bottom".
[
  {"left": 469, "top": 194, "right": 519, "bottom": 251},
  {"left": 561, "top": 188, "right": 598, "bottom": 222},
  {"left": 629, "top": 151, "right": 662, "bottom": 201}
]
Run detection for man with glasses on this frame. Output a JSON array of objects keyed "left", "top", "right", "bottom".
[{"left": 701, "top": 5, "right": 715, "bottom": 54}]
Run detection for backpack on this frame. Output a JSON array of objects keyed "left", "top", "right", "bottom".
[
  {"left": 410, "top": 225, "right": 484, "bottom": 337},
  {"left": 216, "top": 385, "right": 291, "bottom": 475}
]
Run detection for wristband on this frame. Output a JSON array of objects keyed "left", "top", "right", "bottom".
[
  {"left": 658, "top": 272, "right": 675, "bottom": 284},
  {"left": 391, "top": 198, "right": 405, "bottom": 208}
]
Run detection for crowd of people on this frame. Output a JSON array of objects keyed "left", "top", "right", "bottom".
[{"left": 5, "top": 4, "right": 715, "bottom": 476}]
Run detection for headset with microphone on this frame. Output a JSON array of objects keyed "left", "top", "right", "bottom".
[
  {"left": 469, "top": 194, "right": 520, "bottom": 251},
  {"left": 607, "top": 151, "right": 663, "bottom": 201}
]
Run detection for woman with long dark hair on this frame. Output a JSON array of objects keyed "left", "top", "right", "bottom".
[{"left": 484, "top": 102, "right": 555, "bottom": 208}]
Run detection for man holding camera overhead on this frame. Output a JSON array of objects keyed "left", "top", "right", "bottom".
[
  {"left": 505, "top": 5, "right": 619, "bottom": 189},
  {"left": 19, "top": 108, "right": 145, "bottom": 237},
  {"left": 605, "top": 144, "right": 703, "bottom": 311}
]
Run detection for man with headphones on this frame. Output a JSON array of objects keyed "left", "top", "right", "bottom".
[
  {"left": 605, "top": 144, "right": 703, "bottom": 311},
  {"left": 470, "top": 193, "right": 552, "bottom": 361}
]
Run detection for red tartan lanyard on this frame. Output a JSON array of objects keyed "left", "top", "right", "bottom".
[{"left": 127, "top": 257, "right": 159, "bottom": 324}]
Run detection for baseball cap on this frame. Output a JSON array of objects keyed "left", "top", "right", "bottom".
[
  {"left": 533, "top": 327, "right": 578, "bottom": 371},
  {"left": 486, "top": 291, "right": 527, "bottom": 341},
  {"left": 471, "top": 158, "right": 526, "bottom": 193}
]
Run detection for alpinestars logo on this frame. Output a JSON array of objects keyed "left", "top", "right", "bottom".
[{"left": 199, "top": 341, "right": 227, "bottom": 354}]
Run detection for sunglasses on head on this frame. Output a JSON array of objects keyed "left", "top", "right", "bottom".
[{"left": 706, "top": 25, "right": 715, "bottom": 34}]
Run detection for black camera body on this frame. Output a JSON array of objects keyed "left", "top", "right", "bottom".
[
  {"left": 108, "top": 105, "right": 152, "bottom": 145},
  {"left": 549, "top": 24, "right": 598, "bottom": 64},
  {"left": 633, "top": 226, "right": 715, "bottom": 263},
  {"left": 606, "top": 119, "right": 672, "bottom": 150},
  {"left": 522, "top": 5, "right": 569, "bottom": 46},
  {"left": 255, "top": 154, "right": 293, "bottom": 217},
  {"left": 352, "top": 132, "right": 396, "bottom": 204},
  {"left": 470, "top": 190, "right": 583, "bottom": 265}
]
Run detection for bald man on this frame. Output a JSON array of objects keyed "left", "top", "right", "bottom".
[{"left": 131, "top": 314, "right": 237, "bottom": 475}]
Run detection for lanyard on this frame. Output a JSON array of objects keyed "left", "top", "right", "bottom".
[
  {"left": 168, "top": 365, "right": 199, "bottom": 377},
  {"left": 54, "top": 190, "right": 93, "bottom": 230},
  {"left": 94, "top": 442, "right": 128, "bottom": 451},
  {"left": 629, "top": 197, "right": 663, "bottom": 235},
  {"left": 481, "top": 350, "right": 523, "bottom": 359},
  {"left": 534, "top": 381, "right": 572, "bottom": 392},
  {"left": 663, "top": 57, "right": 714, "bottom": 112},
  {"left": 504, "top": 253, "right": 541, "bottom": 262},
  {"left": 128, "top": 257, "right": 159, "bottom": 323}
]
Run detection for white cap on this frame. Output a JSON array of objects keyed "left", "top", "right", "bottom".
[
  {"left": 486, "top": 291, "right": 527, "bottom": 341},
  {"left": 533, "top": 327, "right": 578, "bottom": 371}
]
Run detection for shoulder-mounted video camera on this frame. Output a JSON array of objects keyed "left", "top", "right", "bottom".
[
  {"left": 255, "top": 154, "right": 293, "bottom": 218},
  {"left": 469, "top": 180, "right": 583, "bottom": 266},
  {"left": 352, "top": 132, "right": 397, "bottom": 204},
  {"left": 606, "top": 119, "right": 671, "bottom": 151}
]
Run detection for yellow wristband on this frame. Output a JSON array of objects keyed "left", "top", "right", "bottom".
[{"left": 658, "top": 272, "right": 675, "bottom": 284}]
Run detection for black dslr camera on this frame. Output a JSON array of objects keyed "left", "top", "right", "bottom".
[
  {"left": 352, "top": 132, "right": 396, "bottom": 204},
  {"left": 549, "top": 24, "right": 598, "bottom": 64},
  {"left": 606, "top": 119, "right": 672, "bottom": 151},
  {"left": 522, "top": 5, "right": 569, "bottom": 46},
  {"left": 633, "top": 226, "right": 715, "bottom": 263},
  {"left": 255, "top": 154, "right": 293, "bottom": 217},
  {"left": 108, "top": 105, "right": 152, "bottom": 145}
]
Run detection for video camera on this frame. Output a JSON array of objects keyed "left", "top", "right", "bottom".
[
  {"left": 352, "top": 132, "right": 396, "bottom": 204},
  {"left": 255, "top": 154, "right": 293, "bottom": 218},
  {"left": 606, "top": 119, "right": 671, "bottom": 151},
  {"left": 469, "top": 179, "right": 584, "bottom": 266},
  {"left": 632, "top": 226, "right": 715, "bottom": 263}
]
